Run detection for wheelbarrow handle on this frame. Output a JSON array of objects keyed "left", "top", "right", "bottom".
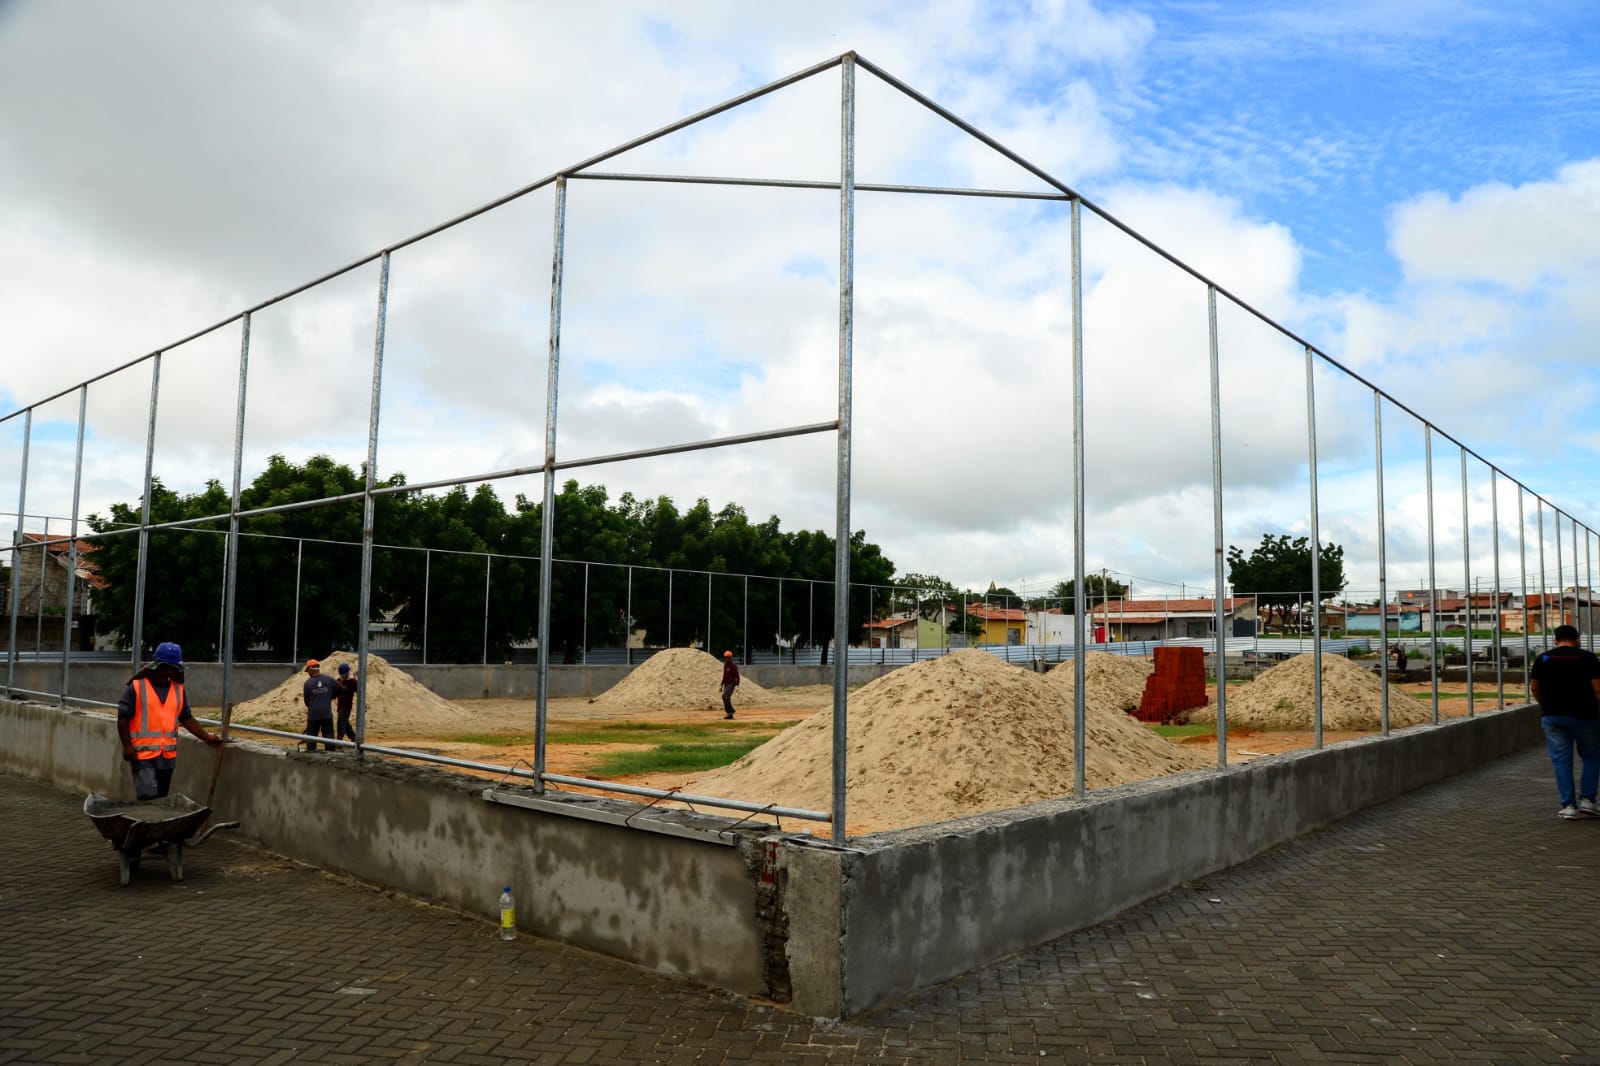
[{"left": 187, "top": 821, "right": 240, "bottom": 847}]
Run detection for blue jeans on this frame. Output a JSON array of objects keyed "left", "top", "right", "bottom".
[{"left": 1541, "top": 715, "right": 1600, "bottom": 808}]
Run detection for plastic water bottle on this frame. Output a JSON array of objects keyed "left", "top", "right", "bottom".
[{"left": 498, "top": 886, "right": 516, "bottom": 941}]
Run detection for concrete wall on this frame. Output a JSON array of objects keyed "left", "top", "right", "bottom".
[
  {"left": 3, "top": 660, "right": 896, "bottom": 707},
  {"left": 0, "top": 697, "right": 774, "bottom": 997},
  {"left": 794, "top": 703, "right": 1544, "bottom": 1016},
  {"left": 0, "top": 690, "right": 1543, "bottom": 1019}
]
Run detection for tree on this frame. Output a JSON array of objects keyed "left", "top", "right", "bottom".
[
  {"left": 1044, "top": 575, "right": 1128, "bottom": 609},
  {"left": 1226, "top": 534, "right": 1347, "bottom": 633}
]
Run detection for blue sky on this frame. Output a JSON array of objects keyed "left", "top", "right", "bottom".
[{"left": 2, "top": 1, "right": 1599, "bottom": 598}]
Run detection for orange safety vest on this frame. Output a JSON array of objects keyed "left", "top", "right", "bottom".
[{"left": 128, "top": 677, "right": 184, "bottom": 761}]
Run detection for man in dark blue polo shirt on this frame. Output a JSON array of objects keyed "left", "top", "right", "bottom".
[{"left": 1529, "top": 624, "right": 1600, "bottom": 819}]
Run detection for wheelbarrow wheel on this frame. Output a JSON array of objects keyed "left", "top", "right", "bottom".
[{"left": 167, "top": 843, "right": 184, "bottom": 882}]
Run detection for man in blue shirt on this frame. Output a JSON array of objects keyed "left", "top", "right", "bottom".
[{"left": 1529, "top": 625, "right": 1600, "bottom": 819}]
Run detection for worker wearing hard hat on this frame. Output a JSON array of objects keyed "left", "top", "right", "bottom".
[
  {"left": 116, "top": 641, "right": 223, "bottom": 800},
  {"left": 720, "top": 650, "right": 740, "bottom": 720}
]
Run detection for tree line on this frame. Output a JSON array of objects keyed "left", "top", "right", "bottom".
[{"left": 86, "top": 454, "right": 898, "bottom": 663}]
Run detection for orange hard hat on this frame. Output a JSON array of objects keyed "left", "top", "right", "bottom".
[
  {"left": 723, "top": 650, "right": 733, "bottom": 658},
  {"left": 305, "top": 659, "right": 320, "bottom": 670}
]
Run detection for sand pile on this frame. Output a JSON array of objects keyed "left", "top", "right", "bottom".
[
  {"left": 685, "top": 649, "right": 1206, "bottom": 832},
  {"left": 591, "top": 648, "right": 777, "bottom": 712},
  {"left": 1043, "top": 651, "right": 1155, "bottom": 712},
  {"left": 1187, "top": 652, "right": 1426, "bottom": 730},
  {"left": 231, "top": 650, "right": 470, "bottom": 734}
]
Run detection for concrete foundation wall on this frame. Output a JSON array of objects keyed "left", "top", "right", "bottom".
[
  {"left": 4, "top": 660, "right": 894, "bottom": 707},
  {"left": 816, "top": 704, "right": 1543, "bottom": 1015},
  {"left": 0, "top": 697, "right": 773, "bottom": 996},
  {"left": 0, "top": 690, "right": 1542, "bottom": 1019}
]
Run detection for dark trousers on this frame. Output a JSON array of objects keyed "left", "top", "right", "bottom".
[
  {"left": 304, "top": 716, "right": 335, "bottom": 751},
  {"left": 130, "top": 762, "right": 174, "bottom": 801},
  {"left": 336, "top": 710, "right": 357, "bottom": 743},
  {"left": 721, "top": 683, "right": 737, "bottom": 717}
]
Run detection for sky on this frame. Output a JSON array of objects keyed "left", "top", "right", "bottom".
[{"left": 3, "top": 0, "right": 1600, "bottom": 607}]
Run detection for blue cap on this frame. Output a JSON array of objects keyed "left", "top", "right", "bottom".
[
  {"left": 338, "top": 662, "right": 351, "bottom": 674},
  {"left": 154, "top": 642, "right": 184, "bottom": 667}
]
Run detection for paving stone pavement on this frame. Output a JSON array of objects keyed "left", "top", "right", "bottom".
[{"left": 3, "top": 748, "right": 1598, "bottom": 1065}]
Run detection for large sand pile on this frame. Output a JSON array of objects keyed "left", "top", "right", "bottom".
[
  {"left": 1043, "top": 651, "right": 1155, "bottom": 712},
  {"left": 685, "top": 649, "right": 1206, "bottom": 832},
  {"left": 1187, "top": 652, "right": 1426, "bottom": 730},
  {"left": 231, "top": 650, "right": 470, "bottom": 734},
  {"left": 591, "top": 648, "right": 777, "bottom": 711}
]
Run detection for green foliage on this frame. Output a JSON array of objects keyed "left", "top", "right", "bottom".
[
  {"left": 1046, "top": 575, "right": 1128, "bottom": 608},
  {"left": 1226, "top": 533, "right": 1347, "bottom": 630},
  {"left": 86, "top": 457, "right": 898, "bottom": 662}
]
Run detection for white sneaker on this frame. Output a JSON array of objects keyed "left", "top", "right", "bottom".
[
  {"left": 1579, "top": 798, "right": 1600, "bottom": 818},
  {"left": 1558, "top": 805, "right": 1581, "bottom": 819}
]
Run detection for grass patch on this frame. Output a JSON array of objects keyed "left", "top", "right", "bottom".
[
  {"left": 442, "top": 720, "right": 790, "bottom": 747},
  {"left": 1149, "top": 723, "right": 1216, "bottom": 739},
  {"left": 587, "top": 741, "right": 767, "bottom": 778}
]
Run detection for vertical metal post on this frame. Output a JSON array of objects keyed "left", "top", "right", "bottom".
[
  {"left": 60, "top": 386, "right": 88, "bottom": 701},
  {"left": 35, "top": 516, "right": 47, "bottom": 658},
  {"left": 777, "top": 578, "right": 783, "bottom": 657},
  {"left": 1460, "top": 447, "right": 1472, "bottom": 718},
  {"left": 130, "top": 354, "right": 161, "bottom": 666},
  {"left": 1070, "top": 196, "right": 1087, "bottom": 794},
  {"left": 668, "top": 570, "right": 673, "bottom": 648},
  {"left": 1518, "top": 486, "right": 1529, "bottom": 699},
  {"left": 534, "top": 174, "right": 567, "bottom": 793},
  {"left": 219, "top": 313, "right": 250, "bottom": 731},
  {"left": 1580, "top": 521, "right": 1593, "bottom": 646},
  {"left": 743, "top": 575, "right": 748, "bottom": 661},
  {"left": 1206, "top": 286, "right": 1227, "bottom": 766},
  {"left": 422, "top": 549, "right": 431, "bottom": 665},
  {"left": 5, "top": 408, "right": 31, "bottom": 693},
  {"left": 581, "top": 562, "right": 589, "bottom": 662},
  {"left": 1570, "top": 518, "right": 1580, "bottom": 637},
  {"left": 1529, "top": 499, "right": 1542, "bottom": 646},
  {"left": 1303, "top": 348, "right": 1322, "bottom": 747},
  {"left": 292, "top": 538, "right": 303, "bottom": 663},
  {"left": 1556, "top": 509, "right": 1565, "bottom": 639},
  {"left": 706, "top": 573, "right": 713, "bottom": 651},
  {"left": 482, "top": 554, "right": 492, "bottom": 666},
  {"left": 1490, "top": 471, "right": 1502, "bottom": 707},
  {"left": 830, "top": 54, "right": 856, "bottom": 842},
  {"left": 1373, "top": 391, "right": 1389, "bottom": 734},
  {"left": 355, "top": 251, "right": 389, "bottom": 754},
  {"left": 625, "top": 565, "right": 632, "bottom": 664},
  {"left": 1425, "top": 425, "right": 1438, "bottom": 723}
]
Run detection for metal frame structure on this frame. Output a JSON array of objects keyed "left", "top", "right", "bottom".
[{"left": 3, "top": 52, "right": 1598, "bottom": 844}]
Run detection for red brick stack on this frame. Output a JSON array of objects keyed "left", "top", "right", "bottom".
[{"left": 1133, "top": 646, "right": 1207, "bottom": 723}]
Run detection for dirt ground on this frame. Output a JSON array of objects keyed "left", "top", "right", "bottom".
[{"left": 213, "top": 675, "right": 1531, "bottom": 835}]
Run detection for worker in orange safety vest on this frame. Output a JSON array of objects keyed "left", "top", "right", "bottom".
[{"left": 116, "top": 641, "right": 223, "bottom": 800}]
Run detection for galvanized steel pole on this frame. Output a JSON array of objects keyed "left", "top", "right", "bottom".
[
  {"left": 1537, "top": 500, "right": 1547, "bottom": 650},
  {"left": 1303, "top": 348, "right": 1322, "bottom": 747},
  {"left": 220, "top": 313, "right": 250, "bottom": 729},
  {"left": 5, "top": 408, "right": 31, "bottom": 694},
  {"left": 1206, "top": 286, "right": 1226, "bottom": 766},
  {"left": 1070, "top": 196, "right": 1087, "bottom": 794},
  {"left": 130, "top": 353, "right": 161, "bottom": 667},
  {"left": 1519, "top": 487, "right": 1529, "bottom": 699},
  {"left": 1556, "top": 510, "right": 1565, "bottom": 641},
  {"left": 355, "top": 251, "right": 390, "bottom": 755},
  {"left": 1460, "top": 447, "right": 1472, "bottom": 718},
  {"left": 1490, "top": 471, "right": 1502, "bottom": 707},
  {"left": 1425, "top": 425, "right": 1438, "bottom": 723},
  {"left": 292, "top": 539, "right": 303, "bottom": 663},
  {"left": 830, "top": 54, "right": 856, "bottom": 842},
  {"left": 1374, "top": 391, "right": 1389, "bottom": 734},
  {"left": 60, "top": 386, "right": 87, "bottom": 703},
  {"left": 535, "top": 174, "right": 568, "bottom": 793}
]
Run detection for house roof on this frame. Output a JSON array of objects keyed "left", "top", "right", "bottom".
[
  {"left": 16, "top": 531, "right": 106, "bottom": 589},
  {"left": 962, "top": 604, "right": 1027, "bottom": 622},
  {"left": 1093, "top": 597, "right": 1249, "bottom": 617}
]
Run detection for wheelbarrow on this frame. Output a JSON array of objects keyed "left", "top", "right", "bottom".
[{"left": 83, "top": 792, "right": 240, "bottom": 886}]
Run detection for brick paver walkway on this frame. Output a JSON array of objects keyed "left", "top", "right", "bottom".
[{"left": 3, "top": 749, "right": 1597, "bottom": 1064}]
